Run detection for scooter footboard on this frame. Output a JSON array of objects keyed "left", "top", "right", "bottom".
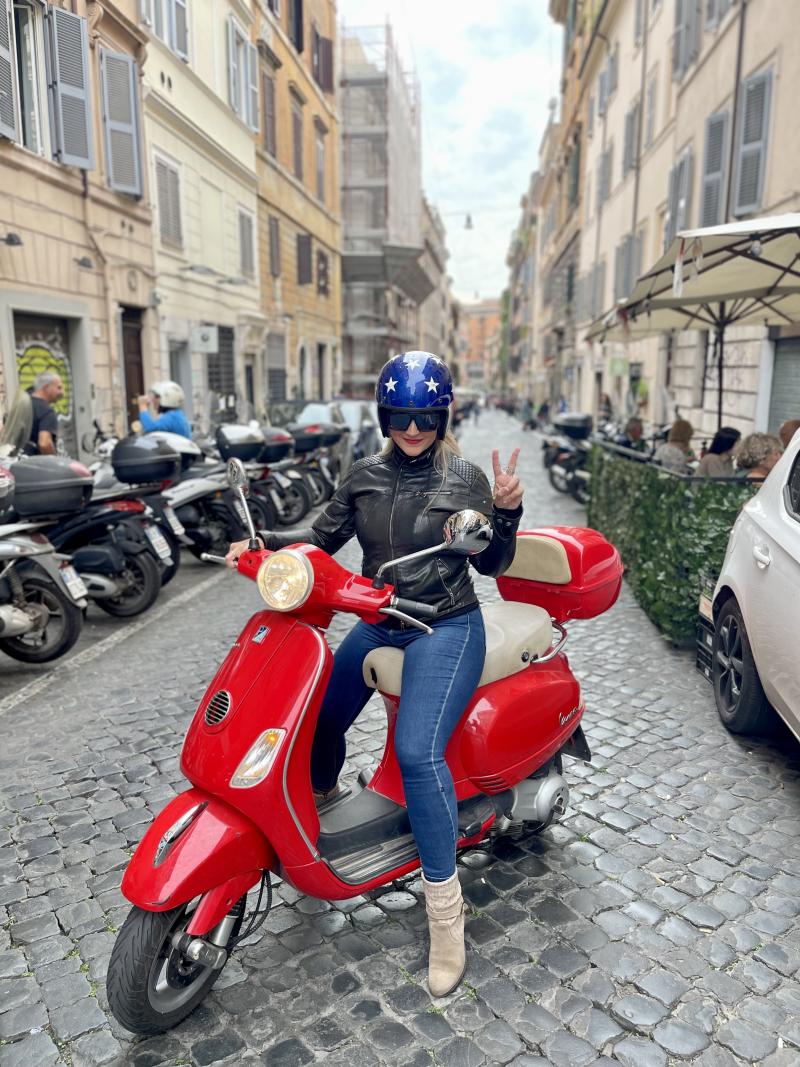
[{"left": 121, "top": 789, "right": 275, "bottom": 914}]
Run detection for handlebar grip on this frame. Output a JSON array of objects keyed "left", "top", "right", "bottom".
[{"left": 392, "top": 597, "right": 438, "bottom": 620}]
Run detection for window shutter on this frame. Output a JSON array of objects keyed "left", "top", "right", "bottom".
[
  {"left": 139, "top": 0, "right": 154, "bottom": 27},
  {"left": 320, "top": 37, "right": 334, "bottom": 93},
  {"left": 45, "top": 8, "right": 94, "bottom": 169},
  {"left": 645, "top": 76, "right": 657, "bottom": 147},
  {"left": 292, "top": 0, "right": 304, "bottom": 53},
  {"left": 676, "top": 148, "right": 693, "bottom": 232},
  {"left": 673, "top": 0, "right": 686, "bottom": 79},
  {"left": 297, "top": 233, "right": 312, "bottom": 285},
  {"left": 316, "top": 249, "right": 329, "bottom": 295},
  {"left": 734, "top": 69, "right": 772, "bottom": 216},
  {"left": 269, "top": 216, "right": 281, "bottom": 277},
  {"left": 635, "top": 0, "right": 644, "bottom": 45},
  {"left": 311, "top": 25, "right": 320, "bottom": 85},
  {"left": 608, "top": 46, "right": 619, "bottom": 95},
  {"left": 292, "top": 103, "right": 303, "bottom": 180},
  {"left": 623, "top": 109, "right": 634, "bottom": 175},
  {"left": 173, "top": 0, "right": 188, "bottom": 60},
  {"left": 605, "top": 145, "right": 613, "bottom": 201},
  {"left": 0, "top": 0, "right": 18, "bottom": 141},
  {"left": 614, "top": 242, "right": 624, "bottom": 301},
  {"left": 154, "top": 0, "right": 164, "bottom": 39},
  {"left": 701, "top": 111, "right": 728, "bottom": 226},
  {"left": 227, "top": 16, "right": 239, "bottom": 112},
  {"left": 239, "top": 211, "right": 254, "bottom": 277},
  {"left": 587, "top": 95, "right": 594, "bottom": 138},
  {"left": 598, "top": 69, "right": 608, "bottom": 116},
  {"left": 100, "top": 50, "right": 142, "bottom": 196},
  {"left": 706, "top": 0, "right": 719, "bottom": 27},
  {"left": 686, "top": 0, "right": 701, "bottom": 68},
  {"left": 665, "top": 162, "right": 678, "bottom": 247},
  {"left": 263, "top": 73, "right": 276, "bottom": 155},
  {"left": 156, "top": 158, "right": 182, "bottom": 247},
  {"left": 246, "top": 43, "right": 259, "bottom": 131}
]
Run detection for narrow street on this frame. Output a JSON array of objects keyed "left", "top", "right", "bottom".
[{"left": 1, "top": 409, "right": 799, "bottom": 1067}]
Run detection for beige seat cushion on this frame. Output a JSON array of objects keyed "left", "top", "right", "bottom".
[
  {"left": 502, "top": 534, "right": 571, "bottom": 584},
  {"left": 362, "top": 601, "right": 554, "bottom": 697}
]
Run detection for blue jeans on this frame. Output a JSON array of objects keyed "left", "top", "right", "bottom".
[{"left": 311, "top": 607, "right": 486, "bottom": 881}]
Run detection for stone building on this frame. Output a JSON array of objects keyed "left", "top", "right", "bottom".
[
  {"left": 0, "top": 0, "right": 158, "bottom": 455},
  {"left": 417, "top": 197, "right": 450, "bottom": 359},
  {"left": 457, "top": 299, "right": 501, "bottom": 391},
  {"left": 254, "top": 0, "right": 341, "bottom": 406}
]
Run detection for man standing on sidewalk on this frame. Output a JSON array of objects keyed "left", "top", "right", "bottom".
[{"left": 28, "top": 372, "right": 64, "bottom": 455}]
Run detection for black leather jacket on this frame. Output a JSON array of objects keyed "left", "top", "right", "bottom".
[{"left": 261, "top": 445, "right": 522, "bottom": 619}]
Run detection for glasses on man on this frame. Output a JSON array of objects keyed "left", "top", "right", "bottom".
[{"left": 387, "top": 411, "right": 442, "bottom": 432}]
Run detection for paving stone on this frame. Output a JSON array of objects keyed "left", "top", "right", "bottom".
[
  {"left": 716, "top": 1018, "right": 777, "bottom": 1061},
  {"left": 0, "top": 998, "right": 48, "bottom": 1040},
  {"left": 652, "top": 1019, "right": 710, "bottom": 1057},
  {"left": 261, "top": 1037, "right": 315, "bottom": 1066},
  {"left": 192, "top": 1032, "right": 248, "bottom": 1064},
  {"left": 49, "top": 997, "right": 107, "bottom": 1040},
  {"left": 0, "top": 1030, "right": 60, "bottom": 1067},
  {"left": 610, "top": 994, "right": 668, "bottom": 1031},
  {"left": 474, "top": 1019, "right": 524, "bottom": 1063},
  {"left": 71, "top": 1028, "right": 125, "bottom": 1065},
  {"left": 437, "top": 1036, "right": 487, "bottom": 1066},
  {"left": 613, "top": 1036, "right": 668, "bottom": 1067}
]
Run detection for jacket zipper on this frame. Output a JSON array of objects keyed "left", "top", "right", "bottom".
[{"left": 387, "top": 464, "right": 401, "bottom": 585}]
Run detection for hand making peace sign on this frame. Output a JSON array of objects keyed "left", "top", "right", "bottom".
[{"left": 492, "top": 448, "right": 523, "bottom": 511}]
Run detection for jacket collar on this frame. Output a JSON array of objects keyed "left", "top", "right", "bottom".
[{"left": 391, "top": 442, "right": 437, "bottom": 470}]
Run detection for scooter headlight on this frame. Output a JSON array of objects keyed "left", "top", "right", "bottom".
[
  {"left": 231, "top": 729, "right": 287, "bottom": 788},
  {"left": 257, "top": 550, "right": 313, "bottom": 611}
]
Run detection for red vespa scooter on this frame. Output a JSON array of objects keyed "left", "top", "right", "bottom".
[{"left": 107, "top": 460, "right": 623, "bottom": 1035}]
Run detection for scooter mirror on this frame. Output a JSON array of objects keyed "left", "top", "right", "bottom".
[
  {"left": 227, "top": 458, "right": 248, "bottom": 492},
  {"left": 442, "top": 510, "right": 493, "bottom": 556}
]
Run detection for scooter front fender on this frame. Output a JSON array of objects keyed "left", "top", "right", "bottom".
[{"left": 121, "top": 788, "right": 275, "bottom": 913}]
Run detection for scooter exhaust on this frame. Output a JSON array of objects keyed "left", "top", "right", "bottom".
[
  {"left": 81, "top": 573, "right": 122, "bottom": 598},
  {"left": 508, "top": 771, "right": 570, "bottom": 824},
  {"left": 0, "top": 605, "right": 34, "bottom": 637}
]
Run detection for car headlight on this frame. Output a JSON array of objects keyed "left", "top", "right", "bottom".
[{"left": 256, "top": 549, "right": 313, "bottom": 611}]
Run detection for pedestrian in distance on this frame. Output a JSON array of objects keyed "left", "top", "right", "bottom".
[
  {"left": 778, "top": 418, "right": 800, "bottom": 449},
  {"left": 137, "top": 380, "right": 192, "bottom": 439},
  {"left": 616, "top": 416, "right": 647, "bottom": 453},
  {"left": 28, "top": 371, "right": 64, "bottom": 455},
  {"left": 226, "top": 351, "right": 524, "bottom": 998},
  {"left": 696, "top": 426, "right": 741, "bottom": 477},
  {"left": 734, "top": 432, "right": 784, "bottom": 480},
  {"left": 653, "top": 418, "right": 694, "bottom": 474}
]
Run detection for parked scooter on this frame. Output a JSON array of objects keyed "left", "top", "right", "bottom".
[
  {"left": 106, "top": 460, "right": 622, "bottom": 1034},
  {"left": 0, "top": 467, "right": 89, "bottom": 663}
]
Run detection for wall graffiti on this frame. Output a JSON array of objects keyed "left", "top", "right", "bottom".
[{"left": 14, "top": 316, "right": 77, "bottom": 456}]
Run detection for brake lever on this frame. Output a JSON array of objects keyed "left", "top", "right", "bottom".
[{"left": 378, "top": 607, "right": 433, "bottom": 635}]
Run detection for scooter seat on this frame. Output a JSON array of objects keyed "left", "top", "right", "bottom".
[{"left": 362, "top": 601, "right": 554, "bottom": 697}]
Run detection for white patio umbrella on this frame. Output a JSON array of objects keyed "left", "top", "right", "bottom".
[{"left": 586, "top": 213, "right": 800, "bottom": 427}]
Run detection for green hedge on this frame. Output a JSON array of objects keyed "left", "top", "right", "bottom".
[{"left": 586, "top": 444, "right": 759, "bottom": 645}]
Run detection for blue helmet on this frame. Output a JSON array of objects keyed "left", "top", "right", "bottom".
[{"left": 375, "top": 352, "right": 454, "bottom": 439}]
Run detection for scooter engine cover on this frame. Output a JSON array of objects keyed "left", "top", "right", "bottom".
[{"left": 71, "top": 543, "right": 126, "bottom": 574}]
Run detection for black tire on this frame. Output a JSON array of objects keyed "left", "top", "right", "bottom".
[
  {"left": 568, "top": 472, "right": 590, "bottom": 506},
  {"left": 107, "top": 903, "right": 241, "bottom": 1036},
  {"left": 712, "top": 597, "right": 772, "bottom": 735},
  {"left": 276, "top": 480, "right": 312, "bottom": 526},
  {"left": 548, "top": 464, "right": 570, "bottom": 494},
  {"left": 250, "top": 490, "right": 279, "bottom": 532},
  {"left": 95, "top": 551, "right": 162, "bottom": 618},
  {"left": 0, "top": 574, "right": 83, "bottom": 664},
  {"left": 303, "top": 469, "right": 327, "bottom": 507}
]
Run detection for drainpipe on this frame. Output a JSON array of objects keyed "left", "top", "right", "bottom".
[{"left": 724, "top": 0, "right": 748, "bottom": 222}]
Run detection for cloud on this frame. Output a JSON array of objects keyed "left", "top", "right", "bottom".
[{"left": 338, "top": 1, "right": 562, "bottom": 301}]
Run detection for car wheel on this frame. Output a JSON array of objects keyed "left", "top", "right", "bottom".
[{"left": 712, "top": 597, "right": 772, "bottom": 735}]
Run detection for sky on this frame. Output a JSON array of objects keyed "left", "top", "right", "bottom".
[{"left": 337, "top": 0, "right": 563, "bottom": 303}]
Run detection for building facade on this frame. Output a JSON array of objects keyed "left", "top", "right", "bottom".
[
  {"left": 254, "top": 0, "right": 341, "bottom": 407},
  {"left": 417, "top": 197, "right": 450, "bottom": 358},
  {"left": 550, "top": 0, "right": 800, "bottom": 439},
  {"left": 339, "top": 23, "right": 433, "bottom": 395},
  {"left": 506, "top": 174, "right": 539, "bottom": 401},
  {"left": 139, "top": 0, "right": 264, "bottom": 430},
  {"left": 457, "top": 299, "right": 501, "bottom": 391},
  {"left": 0, "top": 0, "right": 157, "bottom": 455}
]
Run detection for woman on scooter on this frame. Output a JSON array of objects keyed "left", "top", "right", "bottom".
[{"left": 226, "top": 351, "right": 523, "bottom": 997}]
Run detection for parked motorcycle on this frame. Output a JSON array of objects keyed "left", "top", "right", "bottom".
[
  {"left": 0, "top": 467, "right": 88, "bottom": 663},
  {"left": 106, "top": 460, "right": 622, "bottom": 1034}
]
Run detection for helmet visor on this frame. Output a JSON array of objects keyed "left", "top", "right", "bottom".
[{"left": 387, "top": 411, "right": 442, "bottom": 432}]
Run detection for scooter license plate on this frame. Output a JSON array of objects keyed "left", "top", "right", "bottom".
[
  {"left": 163, "top": 506, "right": 185, "bottom": 536},
  {"left": 59, "top": 564, "right": 87, "bottom": 601},
  {"left": 145, "top": 526, "right": 172, "bottom": 560}
]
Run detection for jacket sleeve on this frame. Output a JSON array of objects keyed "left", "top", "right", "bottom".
[
  {"left": 467, "top": 467, "right": 522, "bottom": 578},
  {"left": 259, "top": 466, "right": 358, "bottom": 556}
]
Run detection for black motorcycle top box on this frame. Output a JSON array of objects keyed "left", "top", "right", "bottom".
[
  {"left": 216, "top": 424, "right": 265, "bottom": 463},
  {"left": 11, "top": 456, "right": 93, "bottom": 517},
  {"left": 149, "top": 431, "right": 203, "bottom": 472},
  {"left": 553, "top": 413, "right": 593, "bottom": 440},
  {"left": 112, "top": 435, "right": 181, "bottom": 485},
  {"left": 260, "top": 427, "right": 294, "bottom": 463},
  {"left": 289, "top": 422, "right": 343, "bottom": 453}
]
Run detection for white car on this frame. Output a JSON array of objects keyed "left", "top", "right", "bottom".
[{"left": 708, "top": 431, "right": 800, "bottom": 737}]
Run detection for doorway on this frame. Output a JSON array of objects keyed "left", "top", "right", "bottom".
[
  {"left": 169, "top": 340, "right": 193, "bottom": 421},
  {"left": 121, "top": 308, "right": 144, "bottom": 429}
]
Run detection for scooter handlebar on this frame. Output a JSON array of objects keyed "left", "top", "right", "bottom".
[{"left": 391, "top": 597, "right": 438, "bottom": 620}]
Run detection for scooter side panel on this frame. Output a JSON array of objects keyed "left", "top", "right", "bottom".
[
  {"left": 121, "top": 789, "right": 274, "bottom": 910},
  {"left": 181, "top": 619, "right": 333, "bottom": 870}
]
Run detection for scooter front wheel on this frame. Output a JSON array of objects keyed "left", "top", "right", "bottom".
[{"left": 107, "top": 902, "right": 241, "bottom": 1035}]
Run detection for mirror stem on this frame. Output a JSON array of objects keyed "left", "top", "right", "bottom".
[
  {"left": 236, "top": 485, "right": 260, "bottom": 550},
  {"left": 372, "top": 542, "right": 446, "bottom": 589}
]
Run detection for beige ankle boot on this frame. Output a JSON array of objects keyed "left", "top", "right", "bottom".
[{"left": 422, "top": 871, "right": 466, "bottom": 997}]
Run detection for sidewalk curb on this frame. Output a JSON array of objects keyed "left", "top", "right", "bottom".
[{"left": 0, "top": 568, "right": 229, "bottom": 718}]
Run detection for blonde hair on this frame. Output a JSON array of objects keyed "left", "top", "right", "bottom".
[
  {"left": 734, "top": 432, "right": 782, "bottom": 471},
  {"left": 381, "top": 423, "right": 462, "bottom": 509}
]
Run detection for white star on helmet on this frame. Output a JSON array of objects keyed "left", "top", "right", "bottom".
[
  {"left": 385, "top": 377, "right": 397, "bottom": 393},
  {"left": 425, "top": 377, "right": 438, "bottom": 393},
  {"left": 404, "top": 356, "right": 422, "bottom": 370}
]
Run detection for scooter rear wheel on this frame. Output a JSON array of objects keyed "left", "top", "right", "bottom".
[
  {"left": 0, "top": 574, "right": 83, "bottom": 664},
  {"left": 107, "top": 902, "right": 242, "bottom": 1035},
  {"left": 95, "top": 551, "right": 162, "bottom": 618}
]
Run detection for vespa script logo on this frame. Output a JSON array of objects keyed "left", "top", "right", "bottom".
[
  {"left": 252, "top": 625, "right": 271, "bottom": 644},
  {"left": 559, "top": 706, "right": 580, "bottom": 728}
]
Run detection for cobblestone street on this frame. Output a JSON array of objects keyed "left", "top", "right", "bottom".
[{"left": 1, "top": 409, "right": 799, "bottom": 1067}]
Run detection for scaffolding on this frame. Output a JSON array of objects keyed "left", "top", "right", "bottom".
[{"left": 339, "top": 23, "right": 432, "bottom": 393}]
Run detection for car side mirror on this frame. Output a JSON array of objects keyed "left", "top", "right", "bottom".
[{"left": 443, "top": 510, "right": 493, "bottom": 555}]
